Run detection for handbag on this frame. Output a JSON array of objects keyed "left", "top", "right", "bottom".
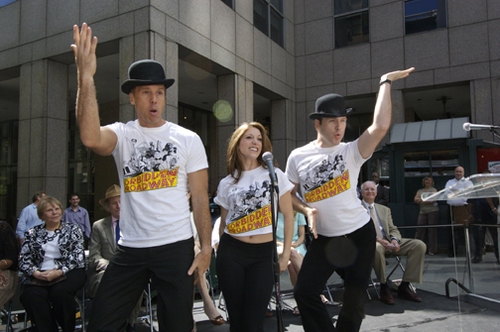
[
  {"left": 0, "top": 269, "right": 18, "bottom": 310},
  {"left": 24, "top": 274, "right": 66, "bottom": 287}
]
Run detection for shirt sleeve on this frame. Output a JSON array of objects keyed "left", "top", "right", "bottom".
[
  {"left": 16, "top": 207, "right": 28, "bottom": 239},
  {"left": 185, "top": 134, "right": 209, "bottom": 174}
]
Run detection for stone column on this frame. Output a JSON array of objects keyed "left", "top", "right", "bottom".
[
  {"left": 119, "top": 32, "right": 179, "bottom": 123},
  {"left": 270, "top": 98, "right": 295, "bottom": 169},
  {"left": 385, "top": 89, "right": 404, "bottom": 146},
  {"left": 212, "top": 73, "right": 254, "bottom": 188},
  {"left": 17, "top": 59, "right": 68, "bottom": 212},
  {"left": 470, "top": 78, "right": 496, "bottom": 143}
]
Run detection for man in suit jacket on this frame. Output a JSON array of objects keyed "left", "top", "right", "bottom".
[
  {"left": 88, "top": 185, "right": 143, "bottom": 331},
  {"left": 371, "top": 172, "right": 390, "bottom": 206},
  {"left": 361, "top": 181, "right": 426, "bottom": 305}
]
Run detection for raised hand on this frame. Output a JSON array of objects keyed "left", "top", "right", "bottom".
[
  {"left": 382, "top": 67, "right": 415, "bottom": 83},
  {"left": 70, "top": 23, "right": 98, "bottom": 80}
]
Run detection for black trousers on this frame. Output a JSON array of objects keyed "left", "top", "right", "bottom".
[
  {"left": 87, "top": 238, "right": 195, "bottom": 332},
  {"left": 20, "top": 268, "right": 87, "bottom": 332},
  {"left": 294, "top": 221, "right": 376, "bottom": 332},
  {"left": 216, "top": 233, "right": 275, "bottom": 332},
  {"left": 472, "top": 221, "right": 499, "bottom": 259}
]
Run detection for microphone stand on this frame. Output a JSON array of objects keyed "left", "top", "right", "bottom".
[
  {"left": 269, "top": 178, "right": 284, "bottom": 332},
  {"left": 489, "top": 128, "right": 500, "bottom": 140}
]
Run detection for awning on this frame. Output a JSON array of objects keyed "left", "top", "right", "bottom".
[{"left": 390, "top": 117, "right": 469, "bottom": 143}]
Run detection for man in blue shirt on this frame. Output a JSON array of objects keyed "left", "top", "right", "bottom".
[
  {"left": 63, "top": 194, "right": 91, "bottom": 242},
  {"left": 15, "top": 191, "right": 46, "bottom": 243}
]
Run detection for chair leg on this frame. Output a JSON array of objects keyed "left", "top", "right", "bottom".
[
  {"left": 75, "top": 288, "right": 86, "bottom": 332},
  {"left": 2, "top": 299, "right": 14, "bottom": 332},
  {"left": 386, "top": 256, "right": 415, "bottom": 292},
  {"left": 145, "top": 282, "right": 155, "bottom": 332},
  {"left": 218, "top": 292, "right": 229, "bottom": 321}
]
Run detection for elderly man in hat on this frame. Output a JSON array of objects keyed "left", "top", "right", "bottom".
[
  {"left": 88, "top": 185, "right": 143, "bottom": 331},
  {"left": 285, "top": 68, "right": 414, "bottom": 332},
  {"left": 72, "top": 23, "right": 212, "bottom": 332}
]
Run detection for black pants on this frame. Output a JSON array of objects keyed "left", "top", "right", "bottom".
[
  {"left": 472, "top": 222, "right": 499, "bottom": 259},
  {"left": 87, "top": 238, "right": 195, "bottom": 332},
  {"left": 20, "top": 268, "right": 87, "bottom": 332},
  {"left": 216, "top": 233, "right": 275, "bottom": 332},
  {"left": 294, "top": 221, "right": 376, "bottom": 332}
]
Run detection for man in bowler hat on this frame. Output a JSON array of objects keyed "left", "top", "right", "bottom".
[
  {"left": 285, "top": 67, "right": 414, "bottom": 331},
  {"left": 72, "top": 23, "right": 212, "bottom": 332}
]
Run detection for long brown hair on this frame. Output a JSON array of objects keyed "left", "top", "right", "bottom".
[{"left": 226, "top": 122, "right": 273, "bottom": 183}]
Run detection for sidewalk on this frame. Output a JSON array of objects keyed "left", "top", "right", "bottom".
[
  {"left": 191, "top": 251, "right": 500, "bottom": 331},
  {"left": 2, "top": 252, "right": 499, "bottom": 331}
]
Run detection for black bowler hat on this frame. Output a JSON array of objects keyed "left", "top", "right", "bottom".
[
  {"left": 309, "top": 93, "right": 353, "bottom": 120},
  {"left": 121, "top": 59, "right": 175, "bottom": 94}
]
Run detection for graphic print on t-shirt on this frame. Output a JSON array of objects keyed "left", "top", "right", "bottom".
[
  {"left": 227, "top": 179, "right": 273, "bottom": 234},
  {"left": 122, "top": 138, "right": 179, "bottom": 193},
  {"left": 301, "top": 153, "right": 350, "bottom": 203}
]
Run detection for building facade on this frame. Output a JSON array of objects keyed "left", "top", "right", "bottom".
[{"left": 0, "top": 0, "right": 498, "bottom": 228}]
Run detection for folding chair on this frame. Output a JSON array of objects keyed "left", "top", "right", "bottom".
[
  {"left": 366, "top": 276, "right": 380, "bottom": 300},
  {"left": 385, "top": 255, "right": 416, "bottom": 292},
  {"left": 140, "top": 281, "right": 156, "bottom": 332},
  {"left": 74, "top": 287, "right": 87, "bottom": 332},
  {"left": 1, "top": 298, "right": 15, "bottom": 332}
]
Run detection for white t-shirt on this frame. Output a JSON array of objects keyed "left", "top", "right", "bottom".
[
  {"left": 445, "top": 177, "right": 474, "bottom": 206},
  {"left": 107, "top": 120, "right": 208, "bottom": 248},
  {"left": 286, "top": 139, "right": 370, "bottom": 237},
  {"left": 215, "top": 166, "right": 294, "bottom": 237}
]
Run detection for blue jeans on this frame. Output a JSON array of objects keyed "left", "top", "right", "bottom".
[
  {"left": 294, "top": 221, "right": 376, "bottom": 332},
  {"left": 87, "top": 238, "right": 195, "bottom": 332}
]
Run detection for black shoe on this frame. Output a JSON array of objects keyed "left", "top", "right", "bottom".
[
  {"left": 471, "top": 257, "right": 483, "bottom": 263},
  {"left": 397, "top": 284, "right": 422, "bottom": 302},
  {"left": 379, "top": 284, "right": 395, "bottom": 305},
  {"left": 448, "top": 251, "right": 455, "bottom": 257}
]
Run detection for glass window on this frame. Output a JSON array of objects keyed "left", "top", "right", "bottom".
[
  {"left": 253, "top": 0, "right": 284, "bottom": 47},
  {"left": 0, "top": 121, "right": 17, "bottom": 223},
  {"left": 405, "top": 0, "right": 447, "bottom": 35},
  {"left": 0, "top": 0, "right": 16, "bottom": 7},
  {"left": 334, "top": 0, "right": 369, "bottom": 48}
]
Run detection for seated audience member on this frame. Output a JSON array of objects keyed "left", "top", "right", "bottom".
[
  {"left": 88, "top": 185, "right": 143, "bottom": 331},
  {"left": 18, "top": 196, "right": 86, "bottom": 332},
  {"left": 360, "top": 181, "right": 426, "bottom": 304},
  {"left": 276, "top": 211, "right": 331, "bottom": 316},
  {"left": 0, "top": 220, "right": 19, "bottom": 310}
]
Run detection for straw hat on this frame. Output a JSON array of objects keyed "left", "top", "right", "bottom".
[{"left": 99, "top": 184, "right": 121, "bottom": 208}]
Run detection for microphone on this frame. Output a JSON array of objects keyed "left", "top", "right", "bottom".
[
  {"left": 262, "top": 152, "right": 278, "bottom": 187},
  {"left": 463, "top": 122, "right": 500, "bottom": 131}
]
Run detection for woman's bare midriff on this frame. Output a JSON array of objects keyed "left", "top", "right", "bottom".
[{"left": 230, "top": 232, "right": 273, "bottom": 244}]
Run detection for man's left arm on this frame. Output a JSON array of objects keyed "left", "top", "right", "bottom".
[
  {"left": 187, "top": 168, "right": 212, "bottom": 276},
  {"left": 84, "top": 209, "right": 91, "bottom": 238},
  {"left": 385, "top": 208, "right": 402, "bottom": 251}
]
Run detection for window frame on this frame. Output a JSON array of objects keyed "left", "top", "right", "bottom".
[
  {"left": 404, "top": 0, "right": 447, "bottom": 35},
  {"left": 253, "top": 0, "right": 285, "bottom": 47},
  {"left": 333, "top": 0, "right": 369, "bottom": 49}
]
